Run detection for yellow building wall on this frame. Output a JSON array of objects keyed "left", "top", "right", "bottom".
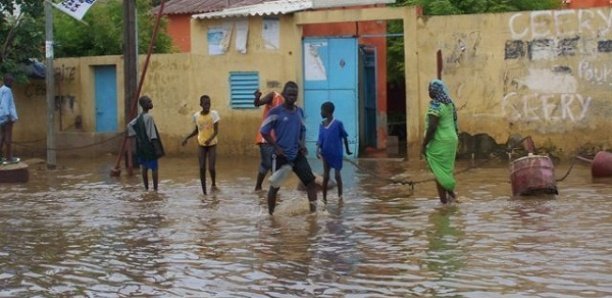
[
  {"left": 413, "top": 7, "right": 612, "bottom": 157},
  {"left": 39, "top": 15, "right": 302, "bottom": 158},
  {"left": 12, "top": 7, "right": 611, "bottom": 159}
]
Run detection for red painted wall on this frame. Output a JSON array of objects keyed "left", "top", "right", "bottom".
[
  {"left": 566, "top": 0, "right": 611, "bottom": 8},
  {"left": 167, "top": 15, "right": 191, "bottom": 53},
  {"left": 303, "top": 21, "right": 389, "bottom": 149}
]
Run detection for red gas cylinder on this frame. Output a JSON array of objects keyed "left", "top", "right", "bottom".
[
  {"left": 509, "top": 154, "right": 558, "bottom": 196},
  {"left": 592, "top": 151, "right": 612, "bottom": 178}
]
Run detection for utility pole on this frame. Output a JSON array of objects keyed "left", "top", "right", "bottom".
[
  {"left": 45, "top": 1, "right": 56, "bottom": 169},
  {"left": 124, "top": 0, "right": 138, "bottom": 125}
]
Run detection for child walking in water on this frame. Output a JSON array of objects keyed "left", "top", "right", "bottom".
[
  {"left": 316, "top": 101, "right": 352, "bottom": 202},
  {"left": 182, "top": 95, "right": 220, "bottom": 195},
  {"left": 127, "top": 95, "right": 165, "bottom": 191}
]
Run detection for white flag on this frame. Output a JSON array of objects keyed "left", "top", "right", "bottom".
[{"left": 52, "top": 0, "right": 97, "bottom": 21}]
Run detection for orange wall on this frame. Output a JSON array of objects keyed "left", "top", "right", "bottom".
[
  {"left": 567, "top": 0, "right": 611, "bottom": 8},
  {"left": 167, "top": 15, "right": 191, "bottom": 52},
  {"left": 303, "top": 21, "right": 389, "bottom": 148}
]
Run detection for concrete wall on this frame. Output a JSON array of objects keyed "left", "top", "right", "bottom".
[
  {"left": 413, "top": 7, "right": 612, "bottom": 157},
  {"left": 12, "top": 6, "right": 611, "bottom": 160},
  {"left": 35, "top": 15, "right": 303, "bottom": 158}
]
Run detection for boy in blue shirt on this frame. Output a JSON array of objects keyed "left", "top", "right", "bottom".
[
  {"left": 317, "top": 101, "right": 352, "bottom": 203},
  {"left": 260, "top": 81, "right": 318, "bottom": 215}
]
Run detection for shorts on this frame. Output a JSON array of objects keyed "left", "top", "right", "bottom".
[
  {"left": 274, "top": 153, "right": 315, "bottom": 186},
  {"left": 138, "top": 157, "right": 158, "bottom": 171},
  {"left": 258, "top": 143, "right": 275, "bottom": 174}
]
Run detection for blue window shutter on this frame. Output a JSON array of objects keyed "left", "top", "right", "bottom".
[{"left": 229, "top": 72, "right": 259, "bottom": 109}]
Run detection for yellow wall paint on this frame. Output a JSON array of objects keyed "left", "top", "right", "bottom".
[{"left": 11, "top": 7, "right": 612, "bottom": 160}]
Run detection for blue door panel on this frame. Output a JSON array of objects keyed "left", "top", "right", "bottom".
[
  {"left": 303, "top": 37, "right": 358, "bottom": 159},
  {"left": 329, "top": 89, "right": 358, "bottom": 155},
  {"left": 94, "top": 66, "right": 117, "bottom": 132},
  {"left": 304, "top": 90, "right": 328, "bottom": 155},
  {"left": 303, "top": 39, "right": 329, "bottom": 90},
  {"left": 329, "top": 39, "right": 357, "bottom": 90}
]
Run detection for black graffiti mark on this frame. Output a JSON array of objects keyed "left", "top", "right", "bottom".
[
  {"left": 598, "top": 40, "right": 612, "bottom": 53},
  {"left": 528, "top": 39, "right": 554, "bottom": 60},
  {"left": 505, "top": 37, "right": 580, "bottom": 60},
  {"left": 505, "top": 40, "right": 525, "bottom": 60},
  {"left": 552, "top": 65, "right": 572, "bottom": 74},
  {"left": 25, "top": 83, "right": 46, "bottom": 98},
  {"left": 54, "top": 95, "right": 76, "bottom": 111},
  {"left": 558, "top": 36, "right": 579, "bottom": 56},
  {"left": 54, "top": 65, "right": 77, "bottom": 82}
]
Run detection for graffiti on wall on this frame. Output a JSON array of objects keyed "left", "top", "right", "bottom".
[
  {"left": 579, "top": 59, "right": 612, "bottom": 86},
  {"left": 508, "top": 9, "right": 612, "bottom": 40},
  {"left": 501, "top": 8, "right": 611, "bottom": 125},
  {"left": 55, "top": 64, "right": 77, "bottom": 82}
]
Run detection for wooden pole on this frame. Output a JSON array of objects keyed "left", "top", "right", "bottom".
[
  {"left": 110, "top": 0, "right": 166, "bottom": 177},
  {"left": 45, "top": 1, "right": 56, "bottom": 169}
]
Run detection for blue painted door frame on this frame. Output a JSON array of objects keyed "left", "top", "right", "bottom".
[
  {"left": 94, "top": 65, "right": 118, "bottom": 132},
  {"left": 303, "top": 37, "right": 358, "bottom": 158},
  {"left": 360, "top": 45, "right": 378, "bottom": 149}
]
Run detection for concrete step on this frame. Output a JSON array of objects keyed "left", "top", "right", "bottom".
[{"left": 0, "top": 162, "right": 29, "bottom": 183}]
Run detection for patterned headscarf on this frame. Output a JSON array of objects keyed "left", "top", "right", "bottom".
[
  {"left": 429, "top": 79, "right": 453, "bottom": 104},
  {"left": 429, "top": 79, "right": 458, "bottom": 133}
]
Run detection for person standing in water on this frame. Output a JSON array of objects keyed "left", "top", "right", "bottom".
[
  {"left": 259, "top": 81, "right": 318, "bottom": 215},
  {"left": 253, "top": 89, "right": 284, "bottom": 191},
  {"left": 316, "top": 101, "right": 352, "bottom": 203},
  {"left": 127, "top": 96, "right": 164, "bottom": 191},
  {"left": 422, "top": 79, "right": 458, "bottom": 204},
  {"left": 182, "top": 95, "right": 220, "bottom": 195}
]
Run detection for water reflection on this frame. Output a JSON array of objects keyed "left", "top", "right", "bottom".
[
  {"left": 0, "top": 156, "right": 610, "bottom": 296},
  {"left": 425, "top": 206, "right": 464, "bottom": 278}
]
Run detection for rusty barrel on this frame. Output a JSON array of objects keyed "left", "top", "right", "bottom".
[
  {"left": 592, "top": 151, "right": 612, "bottom": 178},
  {"left": 509, "top": 154, "right": 558, "bottom": 196}
]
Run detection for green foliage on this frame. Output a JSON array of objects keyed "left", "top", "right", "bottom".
[
  {"left": 387, "top": 0, "right": 562, "bottom": 86},
  {"left": 0, "top": 0, "right": 44, "bottom": 82},
  {"left": 54, "top": 0, "right": 174, "bottom": 57}
]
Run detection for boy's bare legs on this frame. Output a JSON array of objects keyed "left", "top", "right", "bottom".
[
  {"left": 209, "top": 146, "right": 218, "bottom": 191},
  {"left": 4, "top": 122, "right": 12, "bottom": 160},
  {"left": 255, "top": 172, "right": 266, "bottom": 191},
  {"left": 306, "top": 181, "right": 317, "bottom": 212},
  {"left": 267, "top": 186, "right": 280, "bottom": 215},
  {"left": 322, "top": 161, "right": 330, "bottom": 204},
  {"left": 199, "top": 146, "right": 207, "bottom": 195},
  {"left": 199, "top": 168, "right": 207, "bottom": 195},
  {"left": 335, "top": 169, "right": 343, "bottom": 200},
  {"left": 152, "top": 169, "right": 159, "bottom": 191},
  {"left": 141, "top": 167, "right": 149, "bottom": 190}
]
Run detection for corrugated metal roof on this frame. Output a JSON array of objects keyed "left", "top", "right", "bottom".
[
  {"left": 154, "top": 0, "right": 268, "bottom": 15},
  {"left": 193, "top": 0, "right": 312, "bottom": 19},
  {"left": 312, "top": 0, "right": 395, "bottom": 8},
  {"left": 155, "top": 0, "right": 394, "bottom": 16}
]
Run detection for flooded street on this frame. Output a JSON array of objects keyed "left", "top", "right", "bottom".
[{"left": 1, "top": 156, "right": 611, "bottom": 297}]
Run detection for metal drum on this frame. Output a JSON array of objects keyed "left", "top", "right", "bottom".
[
  {"left": 509, "top": 154, "right": 558, "bottom": 196},
  {"left": 592, "top": 151, "right": 612, "bottom": 178}
]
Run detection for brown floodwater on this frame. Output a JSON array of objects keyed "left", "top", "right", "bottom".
[{"left": 0, "top": 156, "right": 611, "bottom": 297}]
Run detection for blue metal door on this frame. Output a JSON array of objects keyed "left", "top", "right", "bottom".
[
  {"left": 94, "top": 65, "right": 117, "bottom": 132},
  {"left": 361, "top": 46, "right": 377, "bottom": 148},
  {"left": 303, "top": 38, "right": 358, "bottom": 157}
]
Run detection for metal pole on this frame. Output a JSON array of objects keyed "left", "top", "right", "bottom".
[{"left": 45, "top": 1, "right": 56, "bottom": 169}]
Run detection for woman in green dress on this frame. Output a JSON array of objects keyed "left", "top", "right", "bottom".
[{"left": 421, "top": 79, "right": 458, "bottom": 204}]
